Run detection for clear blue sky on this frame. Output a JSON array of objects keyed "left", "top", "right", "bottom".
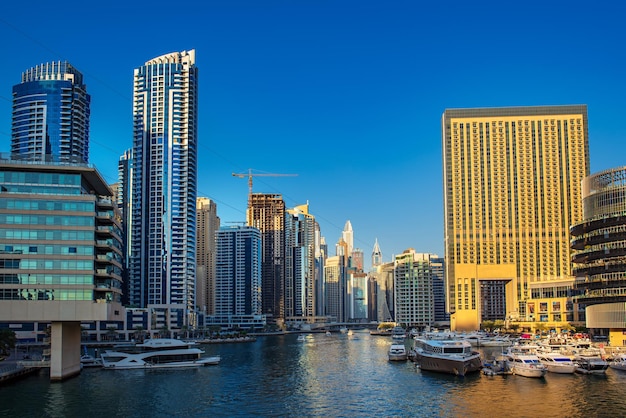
[{"left": 1, "top": 1, "right": 625, "bottom": 269}]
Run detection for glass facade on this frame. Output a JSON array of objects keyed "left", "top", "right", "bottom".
[
  {"left": 11, "top": 61, "right": 90, "bottom": 164},
  {"left": 0, "top": 159, "right": 123, "bottom": 305},
  {"left": 129, "top": 51, "right": 198, "bottom": 321}
]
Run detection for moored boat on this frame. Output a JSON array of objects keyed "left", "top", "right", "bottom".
[
  {"left": 391, "top": 326, "right": 406, "bottom": 341},
  {"left": 412, "top": 338, "right": 482, "bottom": 376},
  {"left": 80, "top": 354, "right": 103, "bottom": 368},
  {"left": 505, "top": 345, "right": 547, "bottom": 378},
  {"left": 100, "top": 338, "right": 220, "bottom": 369},
  {"left": 574, "top": 355, "right": 608, "bottom": 375},
  {"left": 609, "top": 354, "right": 626, "bottom": 371},
  {"left": 537, "top": 352, "right": 576, "bottom": 374},
  {"left": 388, "top": 344, "right": 408, "bottom": 361}
]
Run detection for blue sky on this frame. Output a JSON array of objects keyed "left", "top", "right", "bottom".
[{"left": 1, "top": 1, "right": 625, "bottom": 269}]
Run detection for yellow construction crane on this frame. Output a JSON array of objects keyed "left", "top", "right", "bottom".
[{"left": 232, "top": 169, "right": 298, "bottom": 198}]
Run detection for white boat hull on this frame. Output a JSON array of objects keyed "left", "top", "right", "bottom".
[
  {"left": 544, "top": 364, "right": 576, "bottom": 374},
  {"left": 510, "top": 365, "right": 547, "bottom": 378}
]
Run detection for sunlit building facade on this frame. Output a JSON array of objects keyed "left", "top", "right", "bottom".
[
  {"left": 443, "top": 105, "right": 589, "bottom": 331},
  {"left": 394, "top": 250, "right": 434, "bottom": 328},
  {"left": 197, "top": 198, "right": 220, "bottom": 315},
  {"left": 571, "top": 166, "right": 626, "bottom": 345}
]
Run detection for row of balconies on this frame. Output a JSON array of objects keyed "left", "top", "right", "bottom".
[{"left": 571, "top": 242, "right": 626, "bottom": 264}]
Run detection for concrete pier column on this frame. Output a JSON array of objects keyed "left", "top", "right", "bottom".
[{"left": 50, "top": 321, "right": 82, "bottom": 381}]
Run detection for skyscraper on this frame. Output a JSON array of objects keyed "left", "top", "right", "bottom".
[
  {"left": 11, "top": 61, "right": 90, "bottom": 163},
  {"left": 247, "top": 193, "right": 286, "bottom": 322},
  {"left": 442, "top": 105, "right": 589, "bottom": 331},
  {"left": 394, "top": 250, "right": 435, "bottom": 328},
  {"left": 129, "top": 50, "right": 198, "bottom": 328},
  {"left": 372, "top": 238, "right": 382, "bottom": 269},
  {"left": 285, "top": 203, "right": 316, "bottom": 319},
  {"left": 342, "top": 220, "right": 354, "bottom": 255},
  {"left": 197, "top": 197, "right": 220, "bottom": 315},
  {"left": 215, "top": 225, "right": 261, "bottom": 317}
]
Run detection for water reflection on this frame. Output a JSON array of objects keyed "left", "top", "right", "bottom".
[{"left": 2, "top": 332, "right": 626, "bottom": 417}]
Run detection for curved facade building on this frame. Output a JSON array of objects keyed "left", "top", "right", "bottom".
[
  {"left": 11, "top": 61, "right": 90, "bottom": 164},
  {"left": 571, "top": 166, "right": 626, "bottom": 336}
]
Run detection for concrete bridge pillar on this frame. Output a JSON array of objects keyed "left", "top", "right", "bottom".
[{"left": 50, "top": 321, "right": 81, "bottom": 381}]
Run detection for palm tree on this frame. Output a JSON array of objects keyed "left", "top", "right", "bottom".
[
  {"left": 106, "top": 327, "right": 118, "bottom": 342},
  {"left": 133, "top": 326, "right": 146, "bottom": 343}
]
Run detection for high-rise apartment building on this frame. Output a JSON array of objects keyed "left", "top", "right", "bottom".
[
  {"left": 117, "top": 149, "right": 132, "bottom": 306},
  {"left": 442, "top": 105, "right": 589, "bottom": 331},
  {"left": 324, "top": 255, "right": 346, "bottom": 322},
  {"left": 129, "top": 50, "right": 198, "bottom": 328},
  {"left": 11, "top": 61, "right": 90, "bottom": 163},
  {"left": 197, "top": 198, "right": 220, "bottom": 315},
  {"left": 285, "top": 204, "right": 316, "bottom": 319},
  {"left": 247, "top": 193, "right": 286, "bottom": 322},
  {"left": 394, "top": 250, "right": 434, "bottom": 328},
  {"left": 215, "top": 225, "right": 261, "bottom": 317}
]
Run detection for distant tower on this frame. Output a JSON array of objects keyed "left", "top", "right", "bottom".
[
  {"left": 372, "top": 238, "right": 383, "bottom": 269},
  {"left": 351, "top": 248, "right": 363, "bottom": 271},
  {"left": 285, "top": 203, "right": 316, "bottom": 319},
  {"left": 342, "top": 220, "right": 354, "bottom": 255},
  {"left": 12, "top": 61, "right": 90, "bottom": 163},
  {"left": 197, "top": 198, "right": 220, "bottom": 315}
]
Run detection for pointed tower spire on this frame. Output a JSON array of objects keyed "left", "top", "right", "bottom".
[{"left": 372, "top": 238, "right": 382, "bottom": 268}]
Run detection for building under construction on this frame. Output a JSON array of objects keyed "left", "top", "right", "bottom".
[{"left": 247, "top": 193, "right": 286, "bottom": 324}]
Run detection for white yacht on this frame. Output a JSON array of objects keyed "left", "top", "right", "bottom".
[
  {"left": 412, "top": 338, "right": 482, "bottom": 376},
  {"left": 505, "top": 345, "right": 547, "bottom": 378},
  {"left": 388, "top": 344, "right": 408, "bottom": 361},
  {"left": 100, "top": 338, "right": 220, "bottom": 370},
  {"left": 537, "top": 352, "right": 576, "bottom": 374}
]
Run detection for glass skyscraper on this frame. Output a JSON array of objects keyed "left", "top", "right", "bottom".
[
  {"left": 129, "top": 50, "right": 198, "bottom": 328},
  {"left": 11, "top": 61, "right": 90, "bottom": 163}
]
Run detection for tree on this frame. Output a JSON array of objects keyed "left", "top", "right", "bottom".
[
  {"left": 481, "top": 320, "right": 495, "bottom": 332},
  {"left": 106, "top": 327, "right": 118, "bottom": 341},
  {"left": 133, "top": 326, "right": 146, "bottom": 343},
  {"left": 0, "top": 329, "right": 17, "bottom": 356},
  {"left": 509, "top": 323, "right": 520, "bottom": 333}
]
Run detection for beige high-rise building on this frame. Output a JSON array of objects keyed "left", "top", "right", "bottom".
[
  {"left": 196, "top": 198, "right": 220, "bottom": 315},
  {"left": 442, "top": 105, "right": 589, "bottom": 331}
]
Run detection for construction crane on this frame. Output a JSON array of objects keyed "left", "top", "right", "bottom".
[{"left": 232, "top": 169, "right": 298, "bottom": 198}]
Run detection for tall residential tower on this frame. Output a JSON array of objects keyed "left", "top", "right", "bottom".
[
  {"left": 442, "top": 105, "right": 589, "bottom": 331},
  {"left": 11, "top": 61, "right": 90, "bottom": 163},
  {"left": 129, "top": 50, "right": 198, "bottom": 328}
]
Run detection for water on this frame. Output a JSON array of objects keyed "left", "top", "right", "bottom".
[{"left": 2, "top": 331, "right": 626, "bottom": 417}]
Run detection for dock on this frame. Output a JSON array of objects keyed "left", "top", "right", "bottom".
[{"left": 0, "top": 364, "right": 41, "bottom": 385}]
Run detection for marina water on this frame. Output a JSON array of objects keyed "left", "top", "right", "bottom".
[{"left": 2, "top": 331, "right": 626, "bottom": 417}]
